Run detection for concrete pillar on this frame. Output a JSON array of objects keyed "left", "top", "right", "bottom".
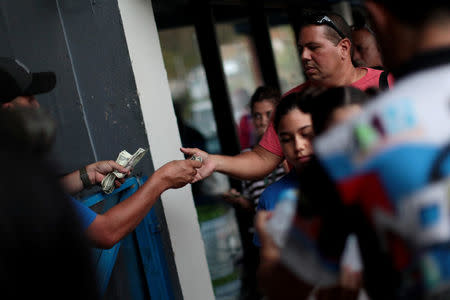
[{"left": 117, "top": 0, "right": 214, "bottom": 299}]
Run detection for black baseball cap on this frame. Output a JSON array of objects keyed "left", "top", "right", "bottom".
[{"left": 0, "top": 57, "right": 56, "bottom": 104}]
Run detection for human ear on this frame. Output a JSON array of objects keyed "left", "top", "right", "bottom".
[{"left": 338, "top": 38, "right": 352, "bottom": 60}]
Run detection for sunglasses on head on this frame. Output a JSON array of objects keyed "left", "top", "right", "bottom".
[{"left": 310, "top": 15, "right": 346, "bottom": 40}]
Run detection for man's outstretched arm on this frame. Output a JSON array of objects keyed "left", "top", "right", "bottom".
[
  {"left": 83, "top": 159, "right": 201, "bottom": 249},
  {"left": 181, "top": 145, "right": 283, "bottom": 182}
]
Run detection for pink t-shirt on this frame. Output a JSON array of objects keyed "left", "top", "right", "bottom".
[
  {"left": 259, "top": 68, "right": 393, "bottom": 157},
  {"left": 238, "top": 113, "right": 255, "bottom": 150}
]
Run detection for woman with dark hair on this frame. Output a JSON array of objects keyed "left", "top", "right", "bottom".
[
  {"left": 255, "top": 87, "right": 372, "bottom": 300},
  {"left": 254, "top": 91, "right": 314, "bottom": 247},
  {"left": 224, "top": 86, "right": 284, "bottom": 211},
  {"left": 238, "top": 86, "right": 281, "bottom": 150}
]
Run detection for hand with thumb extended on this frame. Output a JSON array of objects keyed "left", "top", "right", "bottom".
[{"left": 180, "top": 147, "right": 216, "bottom": 182}]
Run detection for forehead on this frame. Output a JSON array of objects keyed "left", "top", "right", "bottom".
[
  {"left": 279, "top": 109, "right": 312, "bottom": 130},
  {"left": 252, "top": 99, "right": 275, "bottom": 111},
  {"left": 298, "top": 25, "right": 331, "bottom": 45}
]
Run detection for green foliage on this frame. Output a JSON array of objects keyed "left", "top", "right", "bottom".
[
  {"left": 212, "top": 270, "right": 240, "bottom": 288},
  {"left": 196, "top": 204, "right": 229, "bottom": 223}
]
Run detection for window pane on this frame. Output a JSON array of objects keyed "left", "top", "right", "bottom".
[
  {"left": 216, "top": 20, "right": 263, "bottom": 123},
  {"left": 159, "top": 26, "right": 221, "bottom": 154},
  {"left": 216, "top": 20, "right": 264, "bottom": 151},
  {"left": 269, "top": 14, "right": 305, "bottom": 94}
]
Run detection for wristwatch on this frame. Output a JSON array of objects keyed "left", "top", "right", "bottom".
[{"left": 79, "top": 166, "right": 94, "bottom": 189}]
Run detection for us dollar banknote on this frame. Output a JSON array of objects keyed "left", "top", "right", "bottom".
[
  {"left": 101, "top": 148, "right": 147, "bottom": 194},
  {"left": 113, "top": 148, "right": 147, "bottom": 179}
]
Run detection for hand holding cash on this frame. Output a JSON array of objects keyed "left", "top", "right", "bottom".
[{"left": 101, "top": 148, "right": 148, "bottom": 194}]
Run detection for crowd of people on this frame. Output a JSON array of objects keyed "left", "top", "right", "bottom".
[
  {"left": 1, "top": 0, "right": 450, "bottom": 299},
  {"left": 182, "top": 1, "right": 450, "bottom": 299}
]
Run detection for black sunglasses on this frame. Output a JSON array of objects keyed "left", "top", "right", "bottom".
[{"left": 310, "top": 15, "right": 346, "bottom": 40}]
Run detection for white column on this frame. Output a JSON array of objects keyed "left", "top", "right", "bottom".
[{"left": 117, "top": 0, "right": 214, "bottom": 299}]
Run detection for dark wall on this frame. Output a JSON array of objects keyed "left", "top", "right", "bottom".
[
  {"left": 0, "top": 0, "right": 151, "bottom": 174},
  {"left": 0, "top": 0, "right": 182, "bottom": 299}
]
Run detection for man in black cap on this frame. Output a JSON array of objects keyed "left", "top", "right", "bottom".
[
  {"left": 0, "top": 57, "right": 202, "bottom": 249},
  {"left": 0, "top": 57, "right": 56, "bottom": 109}
]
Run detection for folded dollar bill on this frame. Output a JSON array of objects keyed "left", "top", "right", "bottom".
[
  {"left": 113, "top": 148, "right": 147, "bottom": 179},
  {"left": 101, "top": 148, "right": 148, "bottom": 194},
  {"left": 189, "top": 155, "right": 202, "bottom": 162},
  {"left": 101, "top": 173, "right": 117, "bottom": 194}
]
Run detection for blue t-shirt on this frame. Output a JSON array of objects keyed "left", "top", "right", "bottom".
[
  {"left": 70, "top": 197, "right": 97, "bottom": 230},
  {"left": 253, "top": 170, "right": 299, "bottom": 246}
]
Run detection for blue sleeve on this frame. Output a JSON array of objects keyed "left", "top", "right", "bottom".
[
  {"left": 70, "top": 197, "right": 97, "bottom": 230},
  {"left": 256, "top": 190, "right": 268, "bottom": 211}
]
